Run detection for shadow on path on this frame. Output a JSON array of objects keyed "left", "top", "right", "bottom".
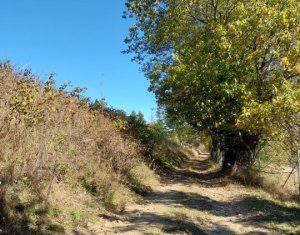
[
  {"left": 166, "top": 155, "right": 231, "bottom": 188},
  {"left": 98, "top": 154, "right": 300, "bottom": 235},
  {"left": 103, "top": 211, "right": 207, "bottom": 234}
]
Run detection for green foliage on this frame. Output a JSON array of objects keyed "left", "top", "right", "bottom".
[
  {"left": 128, "top": 163, "right": 158, "bottom": 195},
  {"left": 50, "top": 206, "right": 62, "bottom": 218},
  {"left": 104, "top": 182, "right": 133, "bottom": 211},
  {"left": 90, "top": 98, "right": 107, "bottom": 112},
  {"left": 124, "top": 0, "right": 300, "bottom": 168},
  {"left": 70, "top": 209, "right": 82, "bottom": 222},
  {"left": 156, "top": 143, "right": 187, "bottom": 169},
  {"left": 90, "top": 102, "right": 188, "bottom": 171},
  {"left": 168, "top": 123, "right": 198, "bottom": 144},
  {"left": 127, "top": 111, "right": 150, "bottom": 143}
]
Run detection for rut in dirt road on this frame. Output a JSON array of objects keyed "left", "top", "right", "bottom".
[{"left": 85, "top": 152, "right": 300, "bottom": 235}]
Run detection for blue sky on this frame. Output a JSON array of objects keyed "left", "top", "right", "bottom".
[{"left": 0, "top": 0, "right": 157, "bottom": 120}]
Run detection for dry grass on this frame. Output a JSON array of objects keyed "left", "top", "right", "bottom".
[
  {"left": 150, "top": 140, "right": 189, "bottom": 172},
  {"left": 0, "top": 65, "right": 157, "bottom": 233},
  {"left": 232, "top": 165, "right": 300, "bottom": 201}
]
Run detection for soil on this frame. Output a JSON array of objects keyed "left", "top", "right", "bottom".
[{"left": 82, "top": 153, "right": 299, "bottom": 235}]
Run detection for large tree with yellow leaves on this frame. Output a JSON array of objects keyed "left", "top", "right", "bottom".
[{"left": 124, "top": 0, "right": 300, "bottom": 171}]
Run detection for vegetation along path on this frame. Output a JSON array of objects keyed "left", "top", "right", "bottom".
[{"left": 85, "top": 152, "right": 300, "bottom": 235}]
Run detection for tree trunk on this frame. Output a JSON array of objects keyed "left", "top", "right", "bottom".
[
  {"left": 210, "top": 134, "right": 223, "bottom": 166},
  {"left": 211, "top": 131, "right": 259, "bottom": 174}
]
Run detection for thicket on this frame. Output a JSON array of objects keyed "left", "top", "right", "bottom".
[
  {"left": 91, "top": 101, "right": 190, "bottom": 172},
  {"left": 0, "top": 63, "right": 158, "bottom": 234}
]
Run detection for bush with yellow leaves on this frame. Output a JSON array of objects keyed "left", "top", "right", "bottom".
[{"left": 0, "top": 63, "right": 158, "bottom": 234}]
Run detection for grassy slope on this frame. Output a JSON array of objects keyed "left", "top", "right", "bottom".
[{"left": 0, "top": 66, "right": 159, "bottom": 234}]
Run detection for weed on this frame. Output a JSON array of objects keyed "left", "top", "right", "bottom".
[
  {"left": 70, "top": 209, "right": 82, "bottom": 222},
  {"left": 0, "top": 65, "right": 156, "bottom": 233},
  {"left": 129, "top": 163, "right": 159, "bottom": 195},
  {"left": 50, "top": 206, "right": 62, "bottom": 218},
  {"left": 104, "top": 182, "right": 134, "bottom": 211}
]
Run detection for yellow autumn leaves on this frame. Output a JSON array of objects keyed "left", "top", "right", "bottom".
[
  {"left": 9, "top": 77, "right": 85, "bottom": 126},
  {"left": 237, "top": 80, "right": 300, "bottom": 136}
]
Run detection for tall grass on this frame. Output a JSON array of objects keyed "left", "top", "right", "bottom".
[{"left": 0, "top": 64, "right": 157, "bottom": 233}]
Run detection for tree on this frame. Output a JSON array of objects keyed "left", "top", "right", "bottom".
[
  {"left": 124, "top": 0, "right": 300, "bottom": 171},
  {"left": 127, "top": 111, "right": 150, "bottom": 143}
]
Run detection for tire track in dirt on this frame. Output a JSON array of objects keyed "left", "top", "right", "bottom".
[{"left": 83, "top": 153, "right": 297, "bottom": 235}]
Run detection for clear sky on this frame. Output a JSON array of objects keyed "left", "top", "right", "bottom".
[{"left": 0, "top": 0, "right": 157, "bottom": 120}]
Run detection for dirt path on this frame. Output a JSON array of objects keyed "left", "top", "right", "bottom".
[{"left": 84, "top": 153, "right": 300, "bottom": 235}]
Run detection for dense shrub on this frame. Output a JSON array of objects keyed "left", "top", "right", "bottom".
[
  {"left": 0, "top": 64, "right": 158, "bottom": 233},
  {"left": 95, "top": 106, "right": 190, "bottom": 171}
]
